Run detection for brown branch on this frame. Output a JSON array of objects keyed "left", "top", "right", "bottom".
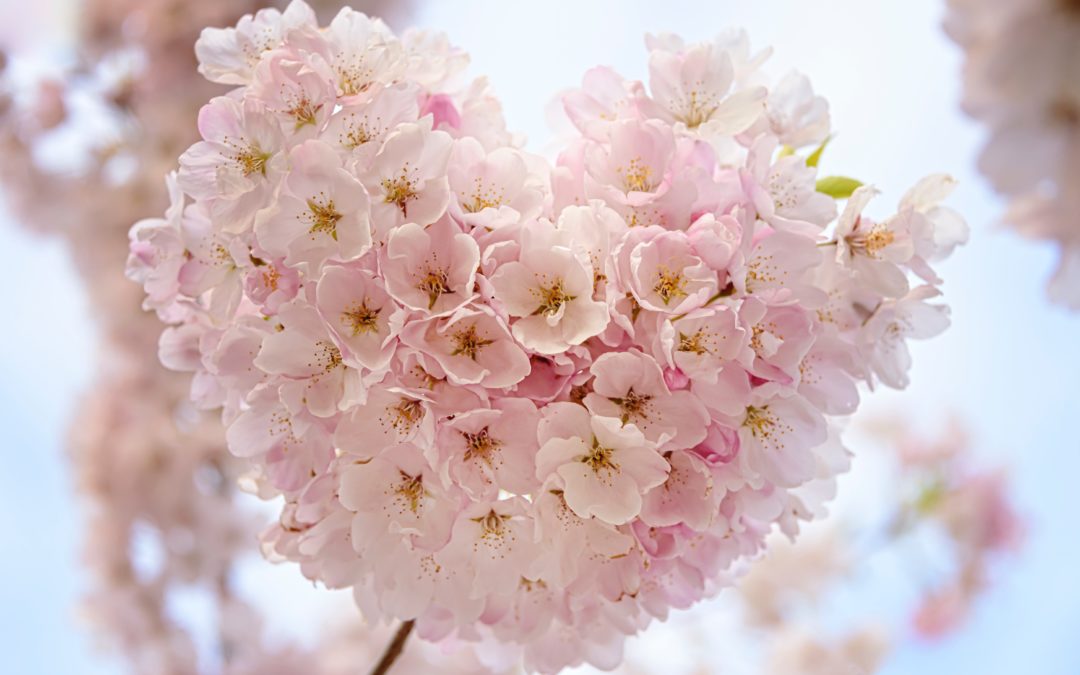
[{"left": 369, "top": 620, "right": 415, "bottom": 675}]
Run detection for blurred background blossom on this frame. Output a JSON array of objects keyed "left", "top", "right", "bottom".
[{"left": 0, "top": 1, "right": 1075, "bottom": 674}]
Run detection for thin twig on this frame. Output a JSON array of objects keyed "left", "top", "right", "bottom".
[{"left": 369, "top": 620, "right": 415, "bottom": 675}]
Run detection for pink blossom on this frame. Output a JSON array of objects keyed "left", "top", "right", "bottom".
[
  {"left": 179, "top": 95, "right": 285, "bottom": 230},
  {"left": 363, "top": 119, "right": 453, "bottom": 240},
  {"left": 314, "top": 264, "right": 404, "bottom": 371},
  {"left": 400, "top": 304, "right": 530, "bottom": 388},
  {"left": 447, "top": 137, "right": 544, "bottom": 230},
  {"left": 194, "top": 0, "right": 318, "bottom": 86},
  {"left": 432, "top": 398, "right": 541, "bottom": 500},
  {"left": 535, "top": 402, "right": 669, "bottom": 525},
  {"left": 321, "top": 82, "right": 420, "bottom": 165},
  {"left": 255, "top": 139, "right": 372, "bottom": 269},
  {"left": 382, "top": 216, "right": 480, "bottom": 315},
  {"left": 488, "top": 244, "right": 609, "bottom": 355},
  {"left": 584, "top": 350, "right": 710, "bottom": 450},
  {"left": 643, "top": 38, "right": 767, "bottom": 136}
]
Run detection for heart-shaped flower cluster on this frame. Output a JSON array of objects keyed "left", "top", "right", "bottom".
[{"left": 127, "top": 2, "right": 966, "bottom": 671}]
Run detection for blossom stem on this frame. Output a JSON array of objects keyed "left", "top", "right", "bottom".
[{"left": 370, "top": 620, "right": 415, "bottom": 675}]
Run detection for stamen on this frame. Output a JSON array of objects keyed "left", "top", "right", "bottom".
[
  {"left": 532, "top": 279, "right": 576, "bottom": 316},
  {"left": 450, "top": 324, "right": 495, "bottom": 360},
  {"left": 581, "top": 436, "right": 620, "bottom": 474},
  {"left": 608, "top": 387, "right": 654, "bottom": 425},
  {"left": 341, "top": 300, "right": 381, "bottom": 336},
  {"left": 460, "top": 426, "right": 502, "bottom": 465},
  {"left": 305, "top": 195, "right": 342, "bottom": 241},
  {"left": 381, "top": 164, "right": 418, "bottom": 216},
  {"left": 416, "top": 266, "right": 453, "bottom": 310},
  {"left": 653, "top": 265, "right": 688, "bottom": 305},
  {"left": 618, "top": 157, "right": 656, "bottom": 193}
]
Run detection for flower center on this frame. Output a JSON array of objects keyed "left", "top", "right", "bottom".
[
  {"left": 461, "top": 426, "right": 502, "bottom": 465},
  {"left": 261, "top": 266, "right": 280, "bottom": 291},
  {"left": 394, "top": 470, "right": 425, "bottom": 514},
  {"left": 677, "top": 329, "right": 712, "bottom": 355},
  {"left": 416, "top": 265, "right": 453, "bottom": 310},
  {"left": 743, "top": 406, "right": 776, "bottom": 440},
  {"left": 385, "top": 398, "right": 424, "bottom": 435},
  {"left": 338, "top": 62, "right": 375, "bottom": 97},
  {"left": 308, "top": 340, "right": 342, "bottom": 373},
  {"left": 341, "top": 300, "right": 381, "bottom": 336},
  {"left": 532, "top": 279, "right": 576, "bottom": 316},
  {"left": 609, "top": 387, "right": 653, "bottom": 425},
  {"left": 653, "top": 265, "right": 689, "bottom": 305},
  {"left": 450, "top": 324, "right": 495, "bottom": 360},
  {"left": 582, "top": 436, "right": 621, "bottom": 474},
  {"left": 618, "top": 157, "right": 656, "bottom": 193},
  {"left": 230, "top": 142, "right": 270, "bottom": 177},
  {"left": 678, "top": 90, "right": 719, "bottom": 129},
  {"left": 464, "top": 179, "right": 505, "bottom": 213},
  {"left": 472, "top": 509, "right": 512, "bottom": 540},
  {"left": 846, "top": 220, "right": 895, "bottom": 259},
  {"left": 382, "top": 166, "right": 419, "bottom": 216},
  {"left": 285, "top": 94, "right": 322, "bottom": 130},
  {"left": 743, "top": 405, "right": 796, "bottom": 454},
  {"left": 305, "top": 195, "right": 342, "bottom": 240}
]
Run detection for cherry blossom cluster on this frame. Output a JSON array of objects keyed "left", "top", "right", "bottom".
[
  {"left": 945, "top": 0, "right": 1080, "bottom": 308},
  {"left": 128, "top": 3, "right": 966, "bottom": 671}
]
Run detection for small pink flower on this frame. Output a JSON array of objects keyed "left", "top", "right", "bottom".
[
  {"left": 179, "top": 96, "right": 285, "bottom": 230},
  {"left": 639, "top": 449, "right": 717, "bottom": 530},
  {"left": 447, "top": 137, "right": 544, "bottom": 230},
  {"left": 249, "top": 44, "right": 336, "bottom": 137},
  {"left": 664, "top": 305, "right": 746, "bottom": 383},
  {"left": 314, "top": 264, "right": 404, "bottom": 371},
  {"left": 535, "top": 401, "right": 669, "bottom": 525},
  {"left": 255, "top": 139, "right": 372, "bottom": 270},
  {"left": 436, "top": 498, "right": 540, "bottom": 598},
  {"left": 735, "top": 388, "right": 827, "bottom": 488},
  {"left": 333, "top": 385, "right": 434, "bottom": 459},
  {"left": 253, "top": 300, "right": 360, "bottom": 417},
  {"left": 362, "top": 119, "right": 453, "bottom": 240},
  {"left": 381, "top": 216, "right": 480, "bottom": 316},
  {"left": 738, "top": 298, "right": 816, "bottom": 385},
  {"left": 400, "top": 303, "right": 530, "bottom": 388},
  {"left": 432, "top": 398, "right": 541, "bottom": 500},
  {"left": 195, "top": 0, "right": 318, "bottom": 85},
  {"left": 243, "top": 256, "right": 300, "bottom": 315},
  {"left": 584, "top": 350, "right": 710, "bottom": 451},
  {"left": 644, "top": 38, "right": 766, "bottom": 136},
  {"left": 226, "top": 386, "right": 334, "bottom": 492},
  {"left": 488, "top": 245, "right": 609, "bottom": 355},
  {"left": 618, "top": 227, "right": 718, "bottom": 314},
  {"left": 339, "top": 443, "right": 457, "bottom": 553},
  {"left": 321, "top": 82, "right": 420, "bottom": 165}
]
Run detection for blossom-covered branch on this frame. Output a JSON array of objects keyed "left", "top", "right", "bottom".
[{"left": 128, "top": 2, "right": 967, "bottom": 672}]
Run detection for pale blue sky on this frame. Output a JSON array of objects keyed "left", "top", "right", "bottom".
[{"left": 2, "top": 1, "right": 1078, "bottom": 673}]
